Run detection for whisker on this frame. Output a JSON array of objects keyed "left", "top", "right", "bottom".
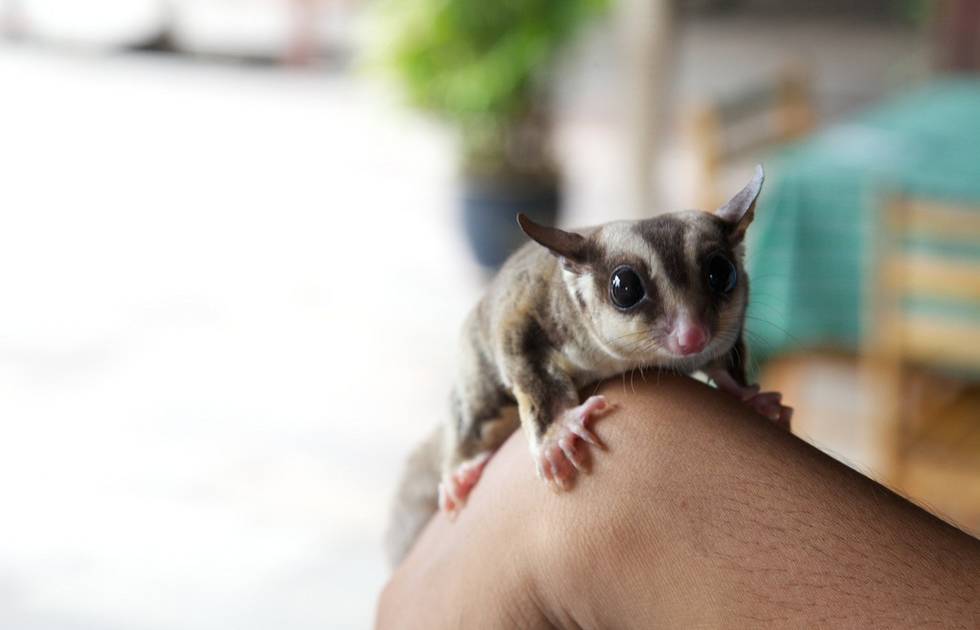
[
  {"left": 743, "top": 315, "right": 802, "bottom": 344},
  {"left": 741, "top": 327, "right": 773, "bottom": 350},
  {"left": 606, "top": 327, "right": 659, "bottom": 344}
]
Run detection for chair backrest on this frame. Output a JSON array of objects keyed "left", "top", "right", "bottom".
[
  {"left": 873, "top": 197, "right": 980, "bottom": 371},
  {"left": 689, "top": 67, "right": 814, "bottom": 209}
]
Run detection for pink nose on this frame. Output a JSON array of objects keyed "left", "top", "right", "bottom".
[{"left": 671, "top": 320, "right": 708, "bottom": 355}]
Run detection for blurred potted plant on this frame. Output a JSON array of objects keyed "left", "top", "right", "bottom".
[{"left": 380, "top": 0, "right": 610, "bottom": 268}]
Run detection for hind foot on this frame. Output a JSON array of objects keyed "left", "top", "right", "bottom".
[{"left": 438, "top": 451, "right": 493, "bottom": 518}]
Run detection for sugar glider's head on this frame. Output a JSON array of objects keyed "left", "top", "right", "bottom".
[{"left": 518, "top": 165, "right": 764, "bottom": 369}]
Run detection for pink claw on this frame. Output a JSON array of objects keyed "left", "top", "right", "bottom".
[{"left": 558, "top": 434, "right": 586, "bottom": 473}]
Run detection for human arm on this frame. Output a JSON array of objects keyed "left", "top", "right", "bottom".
[{"left": 377, "top": 374, "right": 980, "bottom": 629}]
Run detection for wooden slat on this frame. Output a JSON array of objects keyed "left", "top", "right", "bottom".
[
  {"left": 897, "top": 316, "right": 980, "bottom": 370},
  {"left": 688, "top": 67, "right": 814, "bottom": 209},
  {"left": 885, "top": 255, "right": 980, "bottom": 301},
  {"left": 904, "top": 200, "right": 980, "bottom": 241}
]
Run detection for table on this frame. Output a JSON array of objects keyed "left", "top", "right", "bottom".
[{"left": 745, "top": 78, "right": 980, "bottom": 366}]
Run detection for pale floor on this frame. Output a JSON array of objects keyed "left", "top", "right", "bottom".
[{"left": 0, "top": 45, "right": 481, "bottom": 630}]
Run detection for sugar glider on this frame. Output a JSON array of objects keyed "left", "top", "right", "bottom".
[{"left": 385, "top": 165, "right": 791, "bottom": 567}]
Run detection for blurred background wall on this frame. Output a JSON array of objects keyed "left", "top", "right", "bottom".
[{"left": 0, "top": 1, "right": 977, "bottom": 629}]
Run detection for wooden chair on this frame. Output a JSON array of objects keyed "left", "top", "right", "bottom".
[
  {"left": 866, "top": 196, "right": 980, "bottom": 530},
  {"left": 688, "top": 67, "right": 814, "bottom": 210}
]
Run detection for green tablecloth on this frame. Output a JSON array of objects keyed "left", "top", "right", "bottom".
[{"left": 746, "top": 78, "right": 980, "bottom": 366}]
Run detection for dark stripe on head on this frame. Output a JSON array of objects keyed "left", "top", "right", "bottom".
[{"left": 635, "top": 216, "right": 689, "bottom": 290}]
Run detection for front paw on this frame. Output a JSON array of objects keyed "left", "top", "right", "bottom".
[
  {"left": 707, "top": 370, "right": 793, "bottom": 430},
  {"left": 744, "top": 391, "right": 793, "bottom": 429},
  {"left": 533, "top": 395, "right": 614, "bottom": 491}
]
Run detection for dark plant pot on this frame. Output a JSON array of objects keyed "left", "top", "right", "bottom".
[{"left": 460, "top": 174, "right": 561, "bottom": 270}]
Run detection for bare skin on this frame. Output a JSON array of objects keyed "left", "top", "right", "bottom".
[{"left": 377, "top": 374, "right": 980, "bottom": 629}]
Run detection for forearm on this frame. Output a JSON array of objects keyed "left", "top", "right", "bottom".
[
  {"left": 378, "top": 374, "right": 980, "bottom": 629},
  {"left": 543, "top": 376, "right": 980, "bottom": 628}
]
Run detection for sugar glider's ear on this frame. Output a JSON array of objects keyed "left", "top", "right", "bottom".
[
  {"left": 715, "top": 164, "right": 764, "bottom": 243},
  {"left": 517, "top": 213, "right": 589, "bottom": 271}
]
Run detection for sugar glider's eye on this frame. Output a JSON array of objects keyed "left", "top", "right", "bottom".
[
  {"left": 706, "top": 253, "right": 737, "bottom": 294},
  {"left": 610, "top": 266, "right": 645, "bottom": 309}
]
